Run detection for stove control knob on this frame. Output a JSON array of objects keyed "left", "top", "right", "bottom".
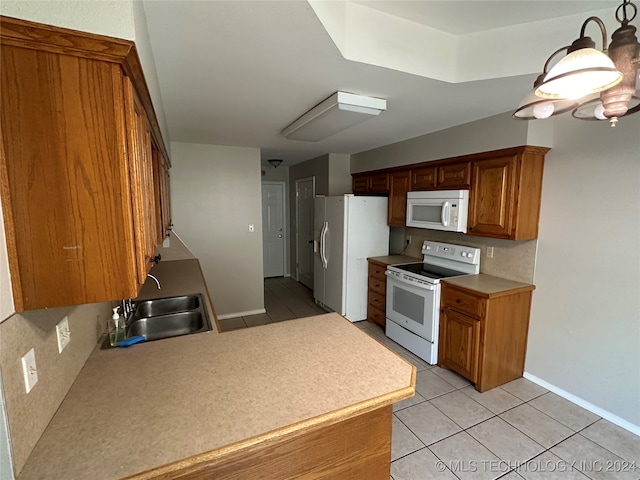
[{"left": 461, "top": 252, "right": 467, "bottom": 257}]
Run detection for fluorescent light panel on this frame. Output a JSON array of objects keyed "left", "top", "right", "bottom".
[{"left": 282, "top": 91, "right": 387, "bottom": 142}]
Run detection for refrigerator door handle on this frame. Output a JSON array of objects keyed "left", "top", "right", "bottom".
[{"left": 320, "top": 221, "right": 328, "bottom": 268}]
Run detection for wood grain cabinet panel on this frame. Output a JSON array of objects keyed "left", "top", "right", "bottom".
[
  {"left": 439, "top": 308, "right": 479, "bottom": 382},
  {"left": 352, "top": 175, "right": 369, "bottom": 194},
  {"left": 411, "top": 166, "right": 437, "bottom": 190},
  {"left": 0, "top": 17, "right": 170, "bottom": 311},
  {"left": 437, "top": 161, "right": 471, "bottom": 189},
  {"left": 388, "top": 171, "right": 410, "bottom": 227},
  {"left": 369, "top": 173, "right": 390, "bottom": 193},
  {"left": 468, "top": 147, "right": 547, "bottom": 240},
  {"left": 367, "top": 260, "right": 388, "bottom": 327},
  {"left": 439, "top": 282, "right": 534, "bottom": 392}
]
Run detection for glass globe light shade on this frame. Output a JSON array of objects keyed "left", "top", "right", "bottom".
[
  {"left": 533, "top": 102, "right": 555, "bottom": 119},
  {"left": 535, "top": 48, "right": 623, "bottom": 99}
]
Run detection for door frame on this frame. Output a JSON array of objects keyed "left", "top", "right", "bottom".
[
  {"left": 295, "top": 176, "right": 315, "bottom": 283},
  {"left": 261, "top": 181, "right": 287, "bottom": 277}
]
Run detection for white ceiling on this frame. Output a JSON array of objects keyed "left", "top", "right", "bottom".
[{"left": 142, "top": 0, "right": 620, "bottom": 166}]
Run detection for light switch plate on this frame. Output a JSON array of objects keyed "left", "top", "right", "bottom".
[
  {"left": 248, "top": 224, "right": 255, "bottom": 232},
  {"left": 56, "top": 316, "right": 70, "bottom": 353},
  {"left": 21, "top": 348, "right": 38, "bottom": 394}
]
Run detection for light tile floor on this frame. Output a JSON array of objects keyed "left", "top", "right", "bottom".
[{"left": 221, "top": 277, "right": 640, "bottom": 480}]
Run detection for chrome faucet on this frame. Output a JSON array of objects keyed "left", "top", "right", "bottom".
[
  {"left": 121, "top": 298, "right": 135, "bottom": 319},
  {"left": 147, "top": 273, "right": 162, "bottom": 289}
]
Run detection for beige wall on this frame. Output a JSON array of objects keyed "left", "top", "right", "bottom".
[
  {"left": 351, "top": 112, "right": 640, "bottom": 431},
  {"left": 170, "top": 142, "right": 264, "bottom": 318},
  {"left": 528, "top": 113, "right": 640, "bottom": 429},
  {"left": 351, "top": 111, "right": 536, "bottom": 173},
  {"left": 327, "top": 153, "right": 352, "bottom": 195}
]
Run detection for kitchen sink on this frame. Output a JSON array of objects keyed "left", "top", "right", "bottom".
[
  {"left": 127, "top": 311, "right": 209, "bottom": 341},
  {"left": 102, "top": 293, "right": 212, "bottom": 348},
  {"left": 133, "top": 295, "right": 201, "bottom": 318}
]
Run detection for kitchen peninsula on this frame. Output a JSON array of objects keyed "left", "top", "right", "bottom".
[{"left": 17, "top": 261, "right": 416, "bottom": 480}]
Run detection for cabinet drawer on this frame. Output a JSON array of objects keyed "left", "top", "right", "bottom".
[
  {"left": 368, "top": 275, "right": 387, "bottom": 295},
  {"left": 367, "top": 304, "right": 386, "bottom": 326},
  {"left": 441, "top": 287, "right": 483, "bottom": 318},
  {"left": 368, "top": 290, "right": 386, "bottom": 311},
  {"left": 368, "top": 263, "right": 387, "bottom": 280}
]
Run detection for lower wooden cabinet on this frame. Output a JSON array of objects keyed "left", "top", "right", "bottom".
[
  {"left": 439, "top": 308, "right": 480, "bottom": 382},
  {"left": 439, "top": 281, "right": 534, "bottom": 392},
  {"left": 367, "top": 260, "right": 388, "bottom": 327}
]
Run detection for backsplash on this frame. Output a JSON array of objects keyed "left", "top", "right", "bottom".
[
  {"left": 397, "top": 228, "right": 537, "bottom": 284},
  {"left": 0, "top": 302, "right": 111, "bottom": 475}
]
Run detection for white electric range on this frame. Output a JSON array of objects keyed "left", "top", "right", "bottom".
[{"left": 385, "top": 240, "right": 480, "bottom": 364}]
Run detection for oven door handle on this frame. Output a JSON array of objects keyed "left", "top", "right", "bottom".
[
  {"left": 441, "top": 201, "right": 449, "bottom": 227},
  {"left": 386, "top": 271, "right": 436, "bottom": 290}
]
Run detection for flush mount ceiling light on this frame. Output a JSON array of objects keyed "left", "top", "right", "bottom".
[
  {"left": 282, "top": 91, "right": 387, "bottom": 142},
  {"left": 267, "top": 159, "right": 283, "bottom": 168},
  {"left": 514, "top": 0, "right": 639, "bottom": 126}
]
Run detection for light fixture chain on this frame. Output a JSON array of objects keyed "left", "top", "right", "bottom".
[{"left": 616, "top": 0, "right": 637, "bottom": 25}]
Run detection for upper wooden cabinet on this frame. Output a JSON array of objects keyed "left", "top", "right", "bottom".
[
  {"left": 388, "top": 171, "right": 410, "bottom": 227},
  {"left": 352, "top": 146, "right": 548, "bottom": 238},
  {"left": 437, "top": 162, "right": 471, "bottom": 189},
  {"left": 468, "top": 147, "right": 547, "bottom": 240},
  {"left": 0, "top": 16, "right": 170, "bottom": 311},
  {"left": 411, "top": 166, "right": 436, "bottom": 190},
  {"left": 352, "top": 172, "right": 389, "bottom": 194}
]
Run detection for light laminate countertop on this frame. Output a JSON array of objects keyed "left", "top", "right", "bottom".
[
  {"left": 368, "top": 255, "right": 422, "bottom": 266},
  {"left": 17, "top": 262, "right": 415, "bottom": 479},
  {"left": 442, "top": 273, "right": 535, "bottom": 297}
]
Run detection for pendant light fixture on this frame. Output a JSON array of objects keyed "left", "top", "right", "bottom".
[
  {"left": 513, "top": 53, "right": 580, "bottom": 120},
  {"left": 514, "top": 0, "right": 639, "bottom": 126}
]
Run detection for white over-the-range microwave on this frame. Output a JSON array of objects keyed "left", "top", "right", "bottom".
[{"left": 406, "top": 189, "right": 469, "bottom": 232}]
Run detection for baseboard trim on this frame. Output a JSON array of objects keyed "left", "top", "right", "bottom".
[
  {"left": 523, "top": 372, "right": 640, "bottom": 437},
  {"left": 217, "top": 309, "right": 266, "bottom": 320}
]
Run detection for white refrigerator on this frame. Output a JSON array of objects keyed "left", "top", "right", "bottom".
[{"left": 313, "top": 195, "right": 389, "bottom": 322}]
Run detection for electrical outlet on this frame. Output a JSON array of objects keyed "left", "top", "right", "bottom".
[
  {"left": 56, "top": 316, "right": 70, "bottom": 353},
  {"left": 407, "top": 235, "right": 412, "bottom": 244},
  {"left": 248, "top": 224, "right": 255, "bottom": 233},
  {"left": 487, "top": 246, "right": 494, "bottom": 258},
  {"left": 21, "top": 348, "right": 38, "bottom": 394}
]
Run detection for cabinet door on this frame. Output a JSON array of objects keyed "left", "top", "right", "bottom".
[
  {"left": 468, "top": 156, "right": 516, "bottom": 238},
  {"left": 411, "top": 166, "right": 436, "bottom": 190},
  {"left": 352, "top": 175, "right": 369, "bottom": 194},
  {"left": 368, "top": 173, "right": 390, "bottom": 193},
  {"left": 439, "top": 308, "right": 480, "bottom": 382},
  {"left": 388, "top": 171, "right": 410, "bottom": 227},
  {"left": 124, "top": 77, "right": 157, "bottom": 285},
  {"left": 0, "top": 46, "right": 139, "bottom": 310},
  {"left": 437, "top": 162, "right": 470, "bottom": 189}
]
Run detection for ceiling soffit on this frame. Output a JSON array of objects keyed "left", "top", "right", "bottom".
[{"left": 309, "top": 1, "right": 617, "bottom": 84}]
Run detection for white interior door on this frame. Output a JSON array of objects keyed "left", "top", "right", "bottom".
[
  {"left": 262, "top": 182, "right": 285, "bottom": 278},
  {"left": 296, "top": 177, "right": 315, "bottom": 288}
]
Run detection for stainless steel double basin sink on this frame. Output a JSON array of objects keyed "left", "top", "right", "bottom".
[{"left": 104, "top": 294, "right": 212, "bottom": 348}]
